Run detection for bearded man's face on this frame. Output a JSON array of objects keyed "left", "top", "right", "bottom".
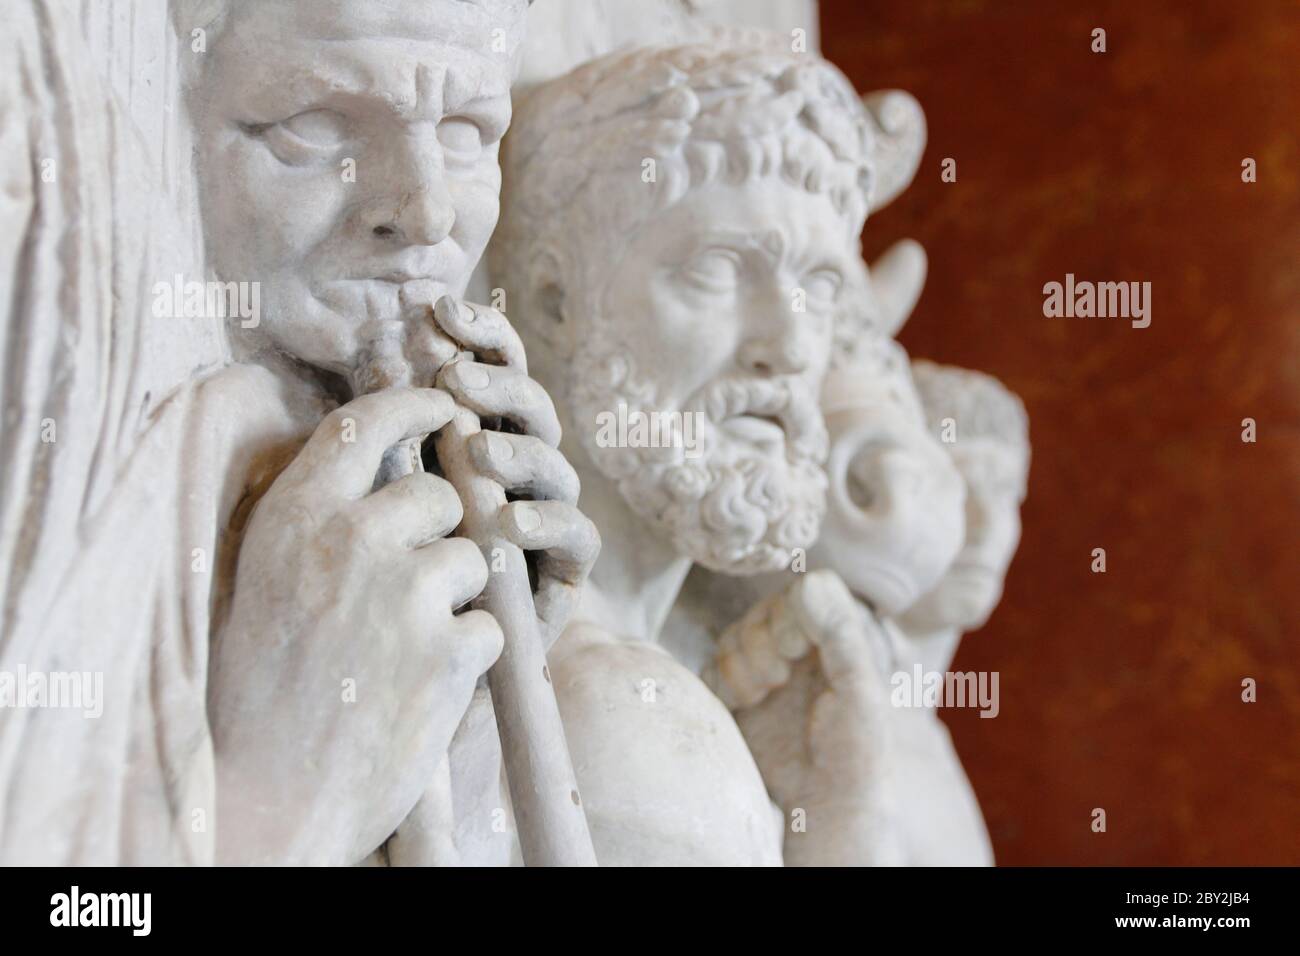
[{"left": 567, "top": 179, "right": 856, "bottom": 574}]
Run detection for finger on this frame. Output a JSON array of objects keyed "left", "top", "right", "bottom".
[
  {"left": 415, "top": 536, "right": 490, "bottom": 611},
  {"left": 433, "top": 296, "right": 527, "bottom": 371},
  {"left": 498, "top": 501, "right": 600, "bottom": 649},
  {"left": 358, "top": 472, "right": 463, "bottom": 549},
  {"left": 534, "top": 581, "right": 578, "bottom": 651},
  {"left": 469, "top": 431, "right": 580, "bottom": 503},
  {"left": 785, "top": 568, "right": 856, "bottom": 637},
  {"left": 809, "top": 612, "right": 871, "bottom": 689},
  {"left": 387, "top": 756, "right": 458, "bottom": 866},
  {"left": 769, "top": 607, "right": 811, "bottom": 661},
  {"left": 293, "top": 388, "right": 456, "bottom": 496},
  {"left": 437, "top": 361, "right": 562, "bottom": 447},
  {"left": 716, "top": 636, "right": 769, "bottom": 710},
  {"left": 789, "top": 570, "right": 871, "bottom": 688},
  {"left": 443, "top": 608, "right": 505, "bottom": 681},
  {"left": 708, "top": 597, "right": 782, "bottom": 708},
  {"left": 737, "top": 611, "right": 792, "bottom": 691},
  {"left": 498, "top": 501, "right": 600, "bottom": 587},
  {"left": 763, "top": 584, "right": 814, "bottom": 660}
]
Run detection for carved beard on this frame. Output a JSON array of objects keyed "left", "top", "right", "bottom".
[{"left": 570, "top": 348, "right": 829, "bottom": 575}]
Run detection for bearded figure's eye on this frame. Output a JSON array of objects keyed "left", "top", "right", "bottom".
[
  {"left": 681, "top": 249, "right": 743, "bottom": 292},
  {"left": 802, "top": 268, "right": 844, "bottom": 309},
  {"left": 245, "top": 109, "right": 351, "bottom": 166}
]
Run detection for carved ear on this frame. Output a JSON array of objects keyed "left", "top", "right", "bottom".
[
  {"left": 862, "top": 90, "right": 926, "bottom": 214},
  {"left": 527, "top": 247, "right": 569, "bottom": 339},
  {"left": 537, "top": 280, "right": 565, "bottom": 326},
  {"left": 870, "top": 238, "right": 927, "bottom": 338}
]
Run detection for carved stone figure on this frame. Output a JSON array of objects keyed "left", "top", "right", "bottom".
[
  {"left": 742, "top": 356, "right": 1028, "bottom": 868},
  {"left": 793, "top": 350, "right": 1029, "bottom": 867},
  {"left": 2, "top": 0, "right": 1029, "bottom": 868},
  {"left": 2, "top": 0, "right": 599, "bottom": 866},
  {"left": 1, "top": 0, "right": 228, "bottom": 866},
  {"left": 901, "top": 362, "right": 1030, "bottom": 650},
  {"left": 885, "top": 361, "right": 1031, "bottom": 865},
  {"left": 811, "top": 337, "right": 967, "bottom": 620},
  {"left": 679, "top": 273, "right": 1028, "bottom": 867},
  {"left": 492, "top": 35, "right": 927, "bottom": 864},
  {"left": 181, "top": 0, "right": 606, "bottom": 867},
  {"left": 688, "top": 246, "right": 983, "bottom": 864}
]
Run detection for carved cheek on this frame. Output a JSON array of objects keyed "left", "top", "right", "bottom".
[
  {"left": 447, "top": 175, "right": 501, "bottom": 252},
  {"left": 210, "top": 139, "right": 343, "bottom": 266}
]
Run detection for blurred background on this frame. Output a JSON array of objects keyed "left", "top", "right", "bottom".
[{"left": 821, "top": 0, "right": 1299, "bottom": 864}]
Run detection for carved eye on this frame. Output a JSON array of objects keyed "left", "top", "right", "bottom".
[
  {"left": 682, "top": 249, "right": 742, "bottom": 292},
  {"left": 803, "top": 268, "right": 843, "bottom": 308},
  {"left": 251, "top": 110, "right": 350, "bottom": 166},
  {"left": 438, "top": 117, "right": 484, "bottom": 162}
]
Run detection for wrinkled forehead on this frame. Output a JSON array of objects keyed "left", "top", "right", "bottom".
[
  {"left": 221, "top": 0, "right": 521, "bottom": 47},
  {"left": 207, "top": 0, "right": 519, "bottom": 113}
]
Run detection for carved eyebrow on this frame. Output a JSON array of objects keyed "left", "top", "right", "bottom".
[
  {"left": 680, "top": 230, "right": 783, "bottom": 267},
  {"left": 680, "top": 229, "right": 853, "bottom": 277},
  {"left": 235, "top": 51, "right": 510, "bottom": 125},
  {"left": 233, "top": 73, "right": 386, "bottom": 125}
]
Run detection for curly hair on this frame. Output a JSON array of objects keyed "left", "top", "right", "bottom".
[
  {"left": 911, "top": 360, "right": 1031, "bottom": 466},
  {"left": 491, "top": 31, "right": 877, "bottom": 335}
]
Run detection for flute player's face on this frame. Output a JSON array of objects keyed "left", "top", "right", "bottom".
[{"left": 195, "top": 0, "right": 515, "bottom": 375}]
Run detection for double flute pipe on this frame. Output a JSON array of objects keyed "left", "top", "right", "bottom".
[{"left": 434, "top": 403, "right": 598, "bottom": 867}]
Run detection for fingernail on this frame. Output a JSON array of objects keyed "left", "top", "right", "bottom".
[
  {"left": 486, "top": 432, "right": 515, "bottom": 461},
  {"left": 511, "top": 503, "right": 543, "bottom": 533},
  {"left": 452, "top": 362, "right": 491, "bottom": 390},
  {"left": 460, "top": 301, "right": 477, "bottom": 323}
]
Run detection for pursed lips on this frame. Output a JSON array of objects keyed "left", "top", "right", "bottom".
[
  {"left": 367, "top": 270, "right": 435, "bottom": 284},
  {"left": 317, "top": 275, "right": 448, "bottom": 322}
]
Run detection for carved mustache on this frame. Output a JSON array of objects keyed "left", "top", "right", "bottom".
[{"left": 692, "top": 376, "right": 828, "bottom": 463}]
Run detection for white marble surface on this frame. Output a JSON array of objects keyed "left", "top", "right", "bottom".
[{"left": 0, "top": 0, "right": 1029, "bottom": 867}]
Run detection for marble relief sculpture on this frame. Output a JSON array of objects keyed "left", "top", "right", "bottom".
[
  {"left": 3, "top": 0, "right": 599, "bottom": 867},
  {"left": 2, "top": 0, "right": 227, "bottom": 866},
  {"left": 186, "top": 0, "right": 609, "bottom": 866},
  {"left": 890, "top": 360, "right": 1030, "bottom": 864},
  {"left": 0, "top": 0, "right": 1030, "bottom": 867},
  {"left": 490, "top": 35, "right": 953, "bottom": 864}
]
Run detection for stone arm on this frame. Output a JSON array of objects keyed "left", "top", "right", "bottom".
[{"left": 704, "top": 570, "right": 907, "bottom": 866}]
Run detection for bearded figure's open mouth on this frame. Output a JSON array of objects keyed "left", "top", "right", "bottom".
[
  {"left": 721, "top": 413, "right": 787, "bottom": 449},
  {"left": 696, "top": 376, "right": 826, "bottom": 463}
]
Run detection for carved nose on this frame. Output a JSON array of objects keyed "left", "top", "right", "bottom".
[
  {"left": 372, "top": 182, "right": 456, "bottom": 246},
  {"left": 738, "top": 335, "right": 810, "bottom": 376}
]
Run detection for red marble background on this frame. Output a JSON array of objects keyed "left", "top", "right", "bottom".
[{"left": 820, "top": 0, "right": 1300, "bottom": 864}]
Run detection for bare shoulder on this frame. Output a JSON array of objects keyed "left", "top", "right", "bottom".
[{"left": 548, "top": 622, "right": 783, "bottom": 866}]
